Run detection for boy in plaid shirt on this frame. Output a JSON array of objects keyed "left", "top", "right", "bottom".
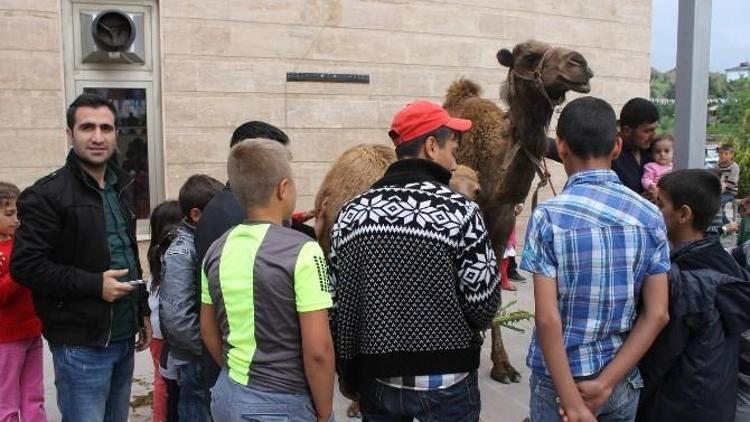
[{"left": 521, "top": 97, "right": 670, "bottom": 422}]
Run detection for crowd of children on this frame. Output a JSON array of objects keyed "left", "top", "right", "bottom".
[{"left": 2, "top": 92, "right": 750, "bottom": 422}]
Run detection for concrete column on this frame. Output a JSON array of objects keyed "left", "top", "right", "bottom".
[{"left": 674, "top": 0, "right": 712, "bottom": 169}]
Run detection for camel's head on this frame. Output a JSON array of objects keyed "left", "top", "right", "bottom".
[
  {"left": 497, "top": 40, "right": 594, "bottom": 105},
  {"left": 450, "top": 165, "right": 481, "bottom": 201}
]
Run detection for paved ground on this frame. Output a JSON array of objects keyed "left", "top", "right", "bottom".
[{"left": 41, "top": 271, "right": 536, "bottom": 422}]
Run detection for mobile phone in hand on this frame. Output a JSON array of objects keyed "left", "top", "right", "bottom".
[{"left": 124, "top": 279, "right": 148, "bottom": 286}]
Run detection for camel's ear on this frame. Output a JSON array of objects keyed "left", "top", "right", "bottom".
[{"left": 497, "top": 48, "right": 514, "bottom": 68}]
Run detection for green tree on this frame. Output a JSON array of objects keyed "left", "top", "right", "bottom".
[
  {"left": 709, "top": 73, "right": 729, "bottom": 99},
  {"left": 657, "top": 102, "right": 675, "bottom": 135},
  {"left": 707, "top": 78, "right": 750, "bottom": 195}
]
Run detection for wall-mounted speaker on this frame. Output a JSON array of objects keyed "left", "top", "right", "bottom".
[{"left": 80, "top": 9, "right": 145, "bottom": 64}]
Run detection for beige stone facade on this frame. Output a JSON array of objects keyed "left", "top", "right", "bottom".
[{"left": 0, "top": 0, "right": 652, "bottom": 237}]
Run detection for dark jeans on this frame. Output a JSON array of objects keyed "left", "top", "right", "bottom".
[
  {"left": 49, "top": 339, "right": 134, "bottom": 422},
  {"left": 176, "top": 361, "right": 212, "bottom": 422},
  {"left": 166, "top": 378, "right": 180, "bottom": 422},
  {"left": 358, "top": 371, "right": 481, "bottom": 422}
]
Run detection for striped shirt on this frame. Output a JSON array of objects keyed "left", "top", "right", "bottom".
[
  {"left": 521, "top": 169, "right": 670, "bottom": 377},
  {"left": 377, "top": 373, "right": 468, "bottom": 390},
  {"left": 201, "top": 222, "right": 332, "bottom": 392}
]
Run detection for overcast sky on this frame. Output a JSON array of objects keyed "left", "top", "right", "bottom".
[{"left": 651, "top": 0, "right": 750, "bottom": 72}]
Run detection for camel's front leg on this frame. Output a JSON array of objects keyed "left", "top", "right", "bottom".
[{"left": 489, "top": 323, "right": 522, "bottom": 384}]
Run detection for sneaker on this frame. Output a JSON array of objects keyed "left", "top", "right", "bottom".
[{"left": 508, "top": 271, "right": 526, "bottom": 282}]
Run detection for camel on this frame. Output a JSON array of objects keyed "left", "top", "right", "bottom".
[
  {"left": 313, "top": 143, "right": 397, "bottom": 257},
  {"left": 449, "top": 165, "right": 482, "bottom": 201},
  {"left": 444, "top": 39, "right": 594, "bottom": 383},
  {"left": 312, "top": 143, "right": 396, "bottom": 418}
]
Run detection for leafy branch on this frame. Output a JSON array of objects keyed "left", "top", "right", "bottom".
[{"left": 492, "top": 299, "right": 534, "bottom": 333}]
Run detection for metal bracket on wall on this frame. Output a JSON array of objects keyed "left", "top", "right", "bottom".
[{"left": 286, "top": 72, "right": 370, "bottom": 83}]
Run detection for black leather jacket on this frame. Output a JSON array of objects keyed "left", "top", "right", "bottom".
[{"left": 11, "top": 150, "right": 147, "bottom": 346}]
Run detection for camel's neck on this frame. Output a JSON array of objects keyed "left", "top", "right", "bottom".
[{"left": 508, "top": 92, "right": 553, "bottom": 157}]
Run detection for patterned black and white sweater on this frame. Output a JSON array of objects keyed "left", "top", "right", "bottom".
[{"left": 330, "top": 158, "right": 500, "bottom": 389}]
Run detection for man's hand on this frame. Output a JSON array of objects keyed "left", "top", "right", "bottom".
[
  {"left": 136, "top": 317, "right": 152, "bottom": 351},
  {"left": 102, "top": 269, "right": 135, "bottom": 302},
  {"left": 576, "top": 378, "right": 613, "bottom": 413}
]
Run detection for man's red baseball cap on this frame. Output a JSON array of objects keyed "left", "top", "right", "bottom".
[{"left": 388, "top": 100, "right": 472, "bottom": 147}]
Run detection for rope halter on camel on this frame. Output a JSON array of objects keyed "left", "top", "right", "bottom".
[
  {"left": 508, "top": 47, "right": 564, "bottom": 112},
  {"left": 499, "top": 143, "right": 557, "bottom": 210},
  {"left": 504, "top": 47, "right": 561, "bottom": 208}
]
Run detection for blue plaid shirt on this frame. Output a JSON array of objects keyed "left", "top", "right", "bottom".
[{"left": 521, "top": 169, "right": 670, "bottom": 377}]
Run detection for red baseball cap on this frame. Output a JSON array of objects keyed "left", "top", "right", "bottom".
[{"left": 388, "top": 100, "right": 472, "bottom": 146}]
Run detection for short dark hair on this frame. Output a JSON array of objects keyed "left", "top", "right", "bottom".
[
  {"left": 66, "top": 93, "right": 118, "bottom": 131},
  {"left": 228, "top": 139, "right": 292, "bottom": 209},
  {"left": 178, "top": 174, "right": 224, "bottom": 218},
  {"left": 719, "top": 143, "right": 734, "bottom": 152},
  {"left": 394, "top": 126, "right": 454, "bottom": 159},
  {"left": 658, "top": 169, "right": 721, "bottom": 232},
  {"left": 556, "top": 97, "right": 617, "bottom": 159},
  {"left": 0, "top": 181, "right": 20, "bottom": 208},
  {"left": 619, "top": 97, "right": 659, "bottom": 130},
  {"left": 230, "top": 121, "right": 289, "bottom": 147}
]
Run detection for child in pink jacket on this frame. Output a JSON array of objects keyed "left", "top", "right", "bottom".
[{"left": 642, "top": 134, "right": 674, "bottom": 196}]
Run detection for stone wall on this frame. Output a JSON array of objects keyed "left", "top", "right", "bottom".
[
  {"left": 0, "top": 0, "right": 652, "bottom": 239},
  {"left": 159, "top": 0, "right": 652, "bottom": 213},
  {"left": 0, "top": 0, "right": 67, "bottom": 187}
]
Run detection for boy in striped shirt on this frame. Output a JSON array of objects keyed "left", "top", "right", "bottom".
[
  {"left": 200, "top": 139, "right": 334, "bottom": 422},
  {"left": 521, "top": 97, "right": 670, "bottom": 422}
]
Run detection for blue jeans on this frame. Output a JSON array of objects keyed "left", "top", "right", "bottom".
[
  {"left": 210, "top": 368, "right": 319, "bottom": 422},
  {"left": 358, "top": 371, "right": 481, "bottom": 422},
  {"left": 529, "top": 370, "right": 642, "bottom": 422},
  {"left": 49, "top": 339, "right": 134, "bottom": 422},
  {"left": 176, "top": 361, "right": 212, "bottom": 422}
]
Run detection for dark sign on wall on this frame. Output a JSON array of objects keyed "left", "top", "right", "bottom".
[{"left": 286, "top": 72, "right": 370, "bottom": 83}]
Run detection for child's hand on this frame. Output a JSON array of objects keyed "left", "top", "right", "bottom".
[
  {"left": 560, "top": 403, "right": 597, "bottom": 422},
  {"left": 724, "top": 222, "right": 739, "bottom": 234},
  {"left": 292, "top": 210, "right": 315, "bottom": 223},
  {"left": 576, "top": 378, "right": 613, "bottom": 414}
]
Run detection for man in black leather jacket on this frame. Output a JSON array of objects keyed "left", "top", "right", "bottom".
[{"left": 11, "top": 93, "right": 151, "bottom": 422}]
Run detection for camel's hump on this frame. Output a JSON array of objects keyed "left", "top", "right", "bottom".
[{"left": 444, "top": 79, "right": 482, "bottom": 110}]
